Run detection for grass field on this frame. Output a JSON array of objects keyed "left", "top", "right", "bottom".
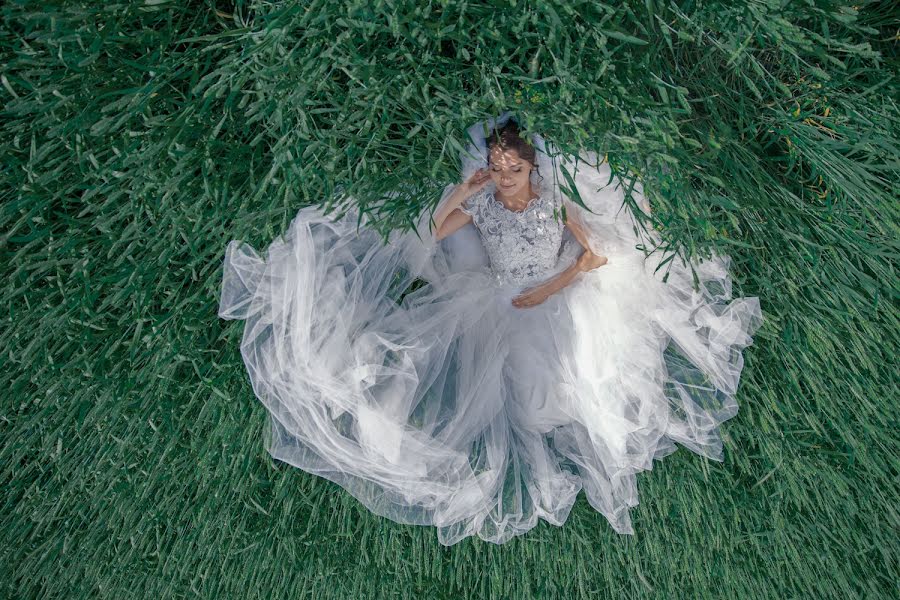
[{"left": 2, "top": 1, "right": 898, "bottom": 598}]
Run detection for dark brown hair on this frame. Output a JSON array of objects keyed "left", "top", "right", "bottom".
[{"left": 486, "top": 119, "right": 537, "bottom": 166}]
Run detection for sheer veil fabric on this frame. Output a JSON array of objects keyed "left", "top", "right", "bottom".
[{"left": 218, "top": 112, "right": 763, "bottom": 546}]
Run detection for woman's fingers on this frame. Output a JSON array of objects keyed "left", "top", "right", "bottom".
[{"left": 512, "top": 291, "right": 544, "bottom": 308}]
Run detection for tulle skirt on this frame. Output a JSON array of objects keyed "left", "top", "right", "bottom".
[{"left": 218, "top": 202, "right": 762, "bottom": 546}]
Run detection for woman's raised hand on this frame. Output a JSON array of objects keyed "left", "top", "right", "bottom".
[{"left": 463, "top": 168, "right": 491, "bottom": 195}]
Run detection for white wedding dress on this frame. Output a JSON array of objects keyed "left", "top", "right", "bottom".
[{"left": 218, "top": 116, "right": 763, "bottom": 546}]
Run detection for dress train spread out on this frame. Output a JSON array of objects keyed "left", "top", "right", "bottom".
[{"left": 218, "top": 133, "right": 762, "bottom": 546}]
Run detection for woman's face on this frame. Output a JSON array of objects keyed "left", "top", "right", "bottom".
[{"left": 488, "top": 146, "right": 533, "bottom": 197}]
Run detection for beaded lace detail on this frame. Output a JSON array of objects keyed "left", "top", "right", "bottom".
[{"left": 459, "top": 188, "right": 566, "bottom": 286}]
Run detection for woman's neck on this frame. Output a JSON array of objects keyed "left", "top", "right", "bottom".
[{"left": 495, "top": 184, "right": 537, "bottom": 207}]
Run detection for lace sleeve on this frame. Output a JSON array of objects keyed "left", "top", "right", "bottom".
[{"left": 458, "top": 190, "right": 484, "bottom": 218}]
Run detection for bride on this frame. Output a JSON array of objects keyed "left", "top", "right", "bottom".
[{"left": 218, "top": 111, "right": 763, "bottom": 546}]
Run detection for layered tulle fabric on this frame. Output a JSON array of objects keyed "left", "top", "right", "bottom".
[{"left": 219, "top": 148, "right": 762, "bottom": 546}]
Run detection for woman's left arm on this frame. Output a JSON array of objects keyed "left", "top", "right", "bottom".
[
  {"left": 511, "top": 256, "right": 603, "bottom": 308},
  {"left": 512, "top": 205, "right": 607, "bottom": 308}
]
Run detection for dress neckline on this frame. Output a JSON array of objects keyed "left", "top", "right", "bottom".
[{"left": 488, "top": 190, "right": 543, "bottom": 215}]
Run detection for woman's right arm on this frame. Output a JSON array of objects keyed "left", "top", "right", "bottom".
[
  {"left": 435, "top": 207, "right": 473, "bottom": 242},
  {"left": 432, "top": 184, "right": 472, "bottom": 241},
  {"left": 432, "top": 168, "right": 490, "bottom": 241}
]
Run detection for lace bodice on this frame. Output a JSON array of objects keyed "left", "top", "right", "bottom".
[{"left": 459, "top": 188, "right": 566, "bottom": 286}]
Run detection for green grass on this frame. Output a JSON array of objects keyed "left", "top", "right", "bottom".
[{"left": 2, "top": 0, "right": 898, "bottom": 598}]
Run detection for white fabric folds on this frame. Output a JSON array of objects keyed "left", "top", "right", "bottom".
[{"left": 218, "top": 119, "right": 763, "bottom": 546}]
